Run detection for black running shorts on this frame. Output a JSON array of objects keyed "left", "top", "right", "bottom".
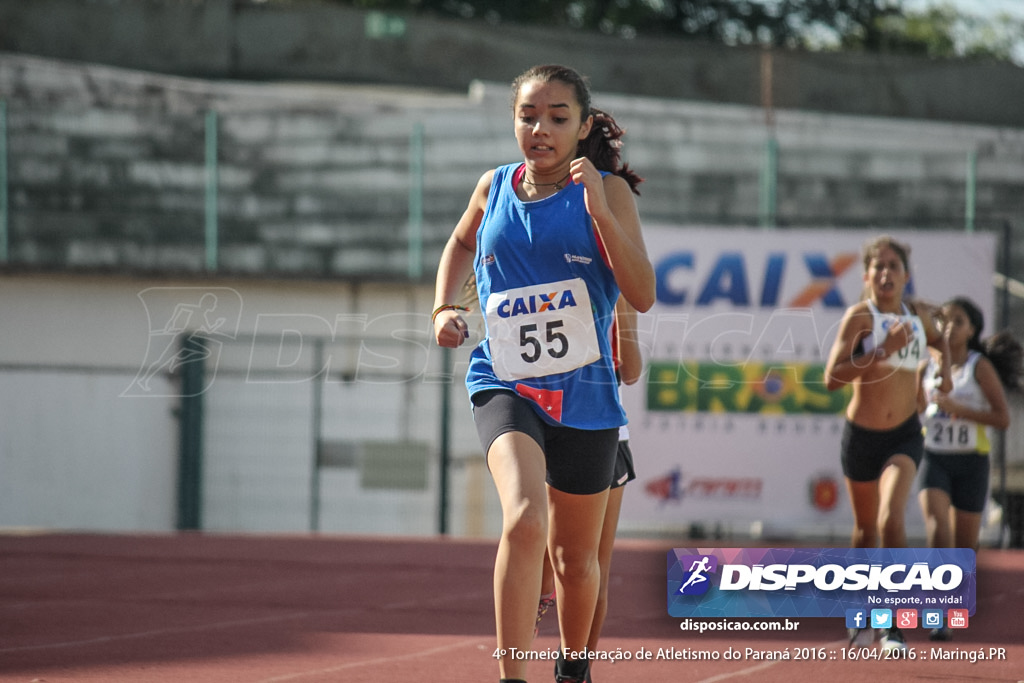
[
  {"left": 471, "top": 389, "right": 618, "bottom": 495},
  {"left": 840, "top": 413, "right": 924, "bottom": 482},
  {"left": 611, "top": 439, "right": 636, "bottom": 489},
  {"left": 919, "top": 450, "right": 990, "bottom": 513}
]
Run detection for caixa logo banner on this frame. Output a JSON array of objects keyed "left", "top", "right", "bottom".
[{"left": 668, "top": 548, "right": 975, "bottom": 618}]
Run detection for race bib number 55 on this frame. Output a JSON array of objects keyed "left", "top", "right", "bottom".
[{"left": 485, "top": 278, "right": 601, "bottom": 381}]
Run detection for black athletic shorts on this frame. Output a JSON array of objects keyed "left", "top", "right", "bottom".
[
  {"left": 840, "top": 413, "right": 924, "bottom": 482},
  {"left": 611, "top": 439, "right": 636, "bottom": 489},
  {"left": 919, "top": 450, "right": 990, "bottom": 513},
  {"left": 471, "top": 389, "right": 619, "bottom": 495}
]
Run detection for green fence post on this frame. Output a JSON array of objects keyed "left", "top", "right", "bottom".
[
  {"left": 205, "top": 110, "right": 219, "bottom": 270},
  {"left": 997, "top": 220, "right": 1012, "bottom": 531},
  {"left": 177, "top": 335, "right": 207, "bottom": 530},
  {"left": 438, "top": 346, "right": 452, "bottom": 535},
  {"left": 965, "top": 149, "right": 977, "bottom": 234},
  {"left": 408, "top": 122, "right": 424, "bottom": 280},
  {"left": 309, "top": 339, "right": 325, "bottom": 532},
  {"left": 759, "top": 137, "right": 778, "bottom": 229},
  {"left": 0, "top": 99, "right": 8, "bottom": 263}
]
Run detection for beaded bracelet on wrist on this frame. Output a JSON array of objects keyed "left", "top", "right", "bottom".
[{"left": 432, "top": 304, "right": 470, "bottom": 323}]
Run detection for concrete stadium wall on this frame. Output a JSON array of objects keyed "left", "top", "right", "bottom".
[
  {"left": 3, "top": 52, "right": 1023, "bottom": 284},
  {"left": 0, "top": 272, "right": 502, "bottom": 536},
  {"left": 2, "top": 0, "right": 1023, "bottom": 129},
  {"left": 3, "top": 2, "right": 1024, "bottom": 537},
  {"left": 2, "top": 269, "right": 1023, "bottom": 536}
]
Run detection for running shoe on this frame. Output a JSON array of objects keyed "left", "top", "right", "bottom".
[
  {"left": 554, "top": 660, "right": 590, "bottom": 683},
  {"left": 847, "top": 627, "right": 874, "bottom": 647},
  {"left": 880, "top": 626, "right": 907, "bottom": 651},
  {"left": 929, "top": 626, "right": 953, "bottom": 641},
  {"left": 534, "top": 591, "right": 556, "bottom": 637}
]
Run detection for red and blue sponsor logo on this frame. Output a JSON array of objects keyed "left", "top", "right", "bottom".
[{"left": 497, "top": 290, "right": 579, "bottom": 318}]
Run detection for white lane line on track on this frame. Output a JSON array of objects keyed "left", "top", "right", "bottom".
[
  {"left": 693, "top": 638, "right": 849, "bottom": 683},
  {"left": 0, "top": 588, "right": 492, "bottom": 655},
  {"left": 978, "top": 584, "right": 1024, "bottom": 604},
  {"left": 0, "top": 612, "right": 317, "bottom": 653},
  {"left": 255, "top": 638, "right": 487, "bottom": 682}
]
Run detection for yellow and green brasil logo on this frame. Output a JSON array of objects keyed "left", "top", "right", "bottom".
[{"left": 647, "top": 361, "right": 851, "bottom": 414}]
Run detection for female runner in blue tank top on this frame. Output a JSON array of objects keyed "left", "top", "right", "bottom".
[
  {"left": 433, "top": 65, "right": 653, "bottom": 683},
  {"left": 825, "top": 235, "right": 944, "bottom": 651}
]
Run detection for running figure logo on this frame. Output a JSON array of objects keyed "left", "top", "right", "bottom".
[
  {"left": 677, "top": 554, "right": 718, "bottom": 596},
  {"left": 123, "top": 287, "right": 242, "bottom": 398}
]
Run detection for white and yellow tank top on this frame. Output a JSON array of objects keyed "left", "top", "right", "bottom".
[{"left": 922, "top": 351, "right": 991, "bottom": 454}]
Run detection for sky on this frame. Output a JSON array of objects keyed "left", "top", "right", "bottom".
[
  {"left": 910, "top": 0, "right": 1024, "bottom": 18},
  {"left": 902, "top": 0, "right": 1024, "bottom": 63},
  {"left": 901, "top": 0, "right": 1024, "bottom": 22}
]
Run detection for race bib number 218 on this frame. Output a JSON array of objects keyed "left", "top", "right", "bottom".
[{"left": 485, "top": 278, "right": 601, "bottom": 381}]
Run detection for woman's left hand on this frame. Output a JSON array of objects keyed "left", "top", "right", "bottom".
[
  {"left": 570, "top": 157, "right": 610, "bottom": 221},
  {"left": 933, "top": 391, "right": 961, "bottom": 418}
]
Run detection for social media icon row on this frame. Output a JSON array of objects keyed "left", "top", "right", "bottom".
[{"left": 845, "top": 608, "right": 968, "bottom": 630}]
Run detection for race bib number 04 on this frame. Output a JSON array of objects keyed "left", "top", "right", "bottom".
[{"left": 485, "top": 278, "right": 601, "bottom": 381}]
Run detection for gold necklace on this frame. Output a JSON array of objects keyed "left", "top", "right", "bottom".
[{"left": 522, "top": 172, "right": 571, "bottom": 191}]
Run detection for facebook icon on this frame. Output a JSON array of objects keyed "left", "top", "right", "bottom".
[{"left": 845, "top": 609, "right": 867, "bottom": 630}]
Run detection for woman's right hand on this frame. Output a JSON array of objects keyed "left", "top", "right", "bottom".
[
  {"left": 882, "top": 319, "right": 914, "bottom": 355},
  {"left": 434, "top": 310, "right": 469, "bottom": 348}
]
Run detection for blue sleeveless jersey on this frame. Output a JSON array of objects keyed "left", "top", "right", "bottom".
[{"left": 466, "top": 163, "right": 626, "bottom": 429}]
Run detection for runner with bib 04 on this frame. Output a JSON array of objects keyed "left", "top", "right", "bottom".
[{"left": 825, "top": 235, "right": 944, "bottom": 652}]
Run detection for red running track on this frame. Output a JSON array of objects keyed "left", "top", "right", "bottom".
[{"left": 1, "top": 532, "right": 1022, "bottom": 682}]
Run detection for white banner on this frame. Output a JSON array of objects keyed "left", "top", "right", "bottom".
[{"left": 620, "top": 227, "right": 997, "bottom": 539}]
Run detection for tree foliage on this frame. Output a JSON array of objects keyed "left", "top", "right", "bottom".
[
  {"left": 871, "top": 4, "right": 1024, "bottom": 63},
  {"left": 337, "top": 0, "right": 1023, "bottom": 64}
]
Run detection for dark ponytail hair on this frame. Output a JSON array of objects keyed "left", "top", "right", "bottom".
[
  {"left": 511, "top": 65, "right": 643, "bottom": 195},
  {"left": 947, "top": 296, "right": 1024, "bottom": 390},
  {"left": 984, "top": 331, "right": 1023, "bottom": 391},
  {"left": 577, "top": 108, "right": 644, "bottom": 196}
]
